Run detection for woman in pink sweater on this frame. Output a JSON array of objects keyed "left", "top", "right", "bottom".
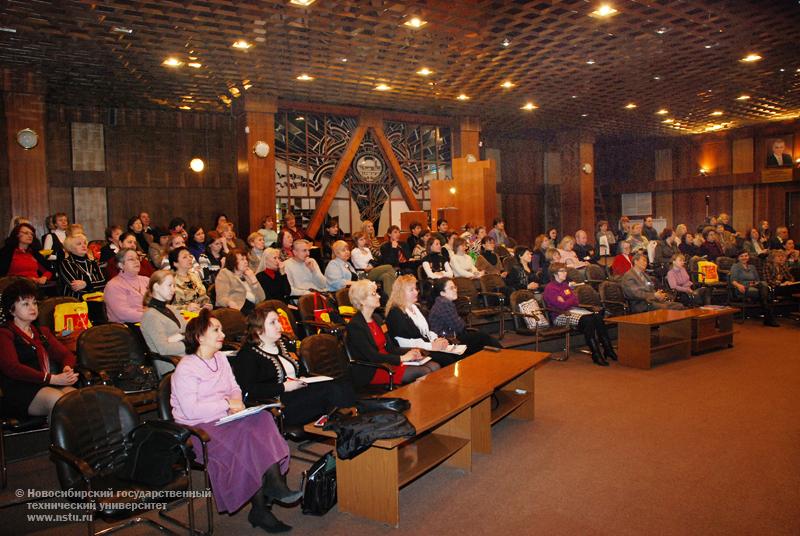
[
  {"left": 170, "top": 308, "right": 301, "bottom": 532},
  {"left": 666, "top": 253, "right": 710, "bottom": 306}
]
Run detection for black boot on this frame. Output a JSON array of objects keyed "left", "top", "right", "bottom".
[
  {"left": 248, "top": 491, "right": 292, "bottom": 533},
  {"left": 763, "top": 309, "right": 779, "bottom": 327},
  {"left": 262, "top": 463, "right": 303, "bottom": 505},
  {"left": 585, "top": 335, "right": 609, "bottom": 367},
  {"left": 598, "top": 331, "right": 618, "bottom": 361}
]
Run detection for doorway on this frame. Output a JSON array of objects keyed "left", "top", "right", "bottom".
[{"left": 787, "top": 191, "right": 800, "bottom": 239}]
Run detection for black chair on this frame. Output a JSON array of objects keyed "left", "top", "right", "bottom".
[
  {"left": 585, "top": 264, "right": 608, "bottom": 289},
  {"left": 334, "top": 288, "right": 356, "bottom": 320},
  {"left": 455, "top": 276, "right": 506, "bottom": 338},
  {"left": 726, "top": 282, "right": 764, "bottom": 323},
  {"left": 599, "top": 281, "right": 629, "bottom": 317},
  {"left": 342, "top": 331, "right": 397, "bottom": 391},
  {"left": 575, "top": 283, "right": 604, "bottom": 313},
  {"left": 509, "top": 289, "right": 570, "bottom": 360},
  {"left": 211, "top": 307, "right": 247, "bottom": 350},
  {"left": 715, "top": 256, "right": 736, "bottom": 282},
  {"left": 76, "top": 323, "right": 158, "bottom": 412},
  {"left": 156, "top": 374, "right": 214, "bottom": 535},
  {"left": 50, "top": 386, "right": 209, "bottom": 536},
  {"left": 297, "top": 293, "right": 345, "bottom": 337},
  {"left": 0, "top": 389, "right": 48, "bottom": 489},
  {"left": 206, "top": 284, "right": 216, "bottom": 306}
]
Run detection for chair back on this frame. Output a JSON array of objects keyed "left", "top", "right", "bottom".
[
  {"left": 0, "top": 276, "right": 26, "bottom": 294},
  {"left": 335, "top": 288, "right": 352, "bottom": 308},
  {"left": 502, "top": 256, "right": 516, "bottom": 274},
  {"left": 416, "top": 264, "right": 428, "bottom": 282},
  {"left": 157, "top": 373, "right": 173, "bottom": 421},
  {"left": 77, "top": 323, "right": 146, "bottom": 377},
  {"left": 585, "top": 264, "right": 607, "bottom": 284},
  {"left": 454, "top": 277, "right": 479, "bottom": 303},
  {"left": 298, "top": 334, "right": 351, "bottom": 379},
  {"left": 36, "top": 297, "right": 80, "bottom": 332},
  {"left": 599, "top": 281, "right": 627, "bottom": 316},
  {"left": 480, "top": 273, "right": 505, "bottom": 294},
  {"left": 206, "top": 284, "right": 216, "bottom": 305},
  {"left": 211, "top": 307, "right": 246, "bottom": 345},
  {"left": 715, "top": 256, "right": 735, "bottom": 279},
  {"left": 575, "top": 283, "right": 602, "bottom": 308},
  {"left": 258, "top": 299, "right": 300, "bottom": 339},
  {"left": 510, "top": 289, "right": 537, "bottom": 331},
  {"left": 50, "top": 386, "right": 137, "bottom": 490}
]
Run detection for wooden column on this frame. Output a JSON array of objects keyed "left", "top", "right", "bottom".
[
  {"left": 557, "top": 131, "right": 596, "bottom": 236},
  {"left": 234, "top": 95, "right": 276, "bottom": 235},
  {"left": 2, "top": 69, "right": 49, "bottom": 234},
  {"left": 454, "top": 116, "right": 481, "bottom": 159}
]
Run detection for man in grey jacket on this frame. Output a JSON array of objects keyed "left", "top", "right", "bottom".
[{"left": 621, "top": 253, "right": 685, "bottom": 313}]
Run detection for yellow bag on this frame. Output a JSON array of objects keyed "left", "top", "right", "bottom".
[
  {"left": 697, "top": 261, "right": 719, "bottom": 284},
  {"left": 276, "top": 308, "right": 296, "bottom": 338},
  {"left": 81, "top": 291, "right": 104, "bottom": 302},
  {"left": 54, "top": 301, "right": 92, "bottom": 336}
]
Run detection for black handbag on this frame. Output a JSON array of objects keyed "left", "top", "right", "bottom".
[
  {"left": 355, "top": 397, "right": 410, "bottom": 414},
  {"left": 121, "top": 421, "right": 192, "bottom": 487},
  {"left": 115, "top": 364, "right": 159, "bottom": 393},
  {"left": 323, "top": 409, "right": 416, "bottom": 460},
  {"left": 301, "top": 452, "right": 337, "bottom": 516}
]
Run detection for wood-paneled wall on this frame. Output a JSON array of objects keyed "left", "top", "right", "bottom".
[{"left": 45, "top": 105, "right": 237, "bottom": 238}]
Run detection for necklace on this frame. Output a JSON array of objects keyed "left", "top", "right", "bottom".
[{"left": 195, "top": 353, "right": 219, "bottom": 372}]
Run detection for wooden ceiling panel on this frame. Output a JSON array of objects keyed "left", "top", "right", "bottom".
[{"left": 0, "top": 0, "right": 798, "bottom": 138}]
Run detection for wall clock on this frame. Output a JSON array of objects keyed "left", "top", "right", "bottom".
[
  {"left": 253, "top": 140, "right": 270, "bottom": 158},
  {"left": 16, "top": 128, "right": 39, "bottom": 150}
]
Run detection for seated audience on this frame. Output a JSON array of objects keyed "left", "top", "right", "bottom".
[
  {"left": 258, "top": 215, "right": 278, "bottom": 248},
  {"left": 421, "top": 237, "right": 453, "bottom": 279},
  {"left": 542, "top": 263, "right": 617, "bottom": 366},
  {"left": 700, "top": 230, "right": 724, "bottom": 261},
  {"left": 476, "top": 237, "right": 505, "bottom": 276},
  {"left": 763, "top": 249, "right": 799, "bottom": 297},
  {"left": 0, "top": 279, "right": 77, "bottom": 419},
  {"left": 320, "top": 218, "right": 342, "bottom": 263},
  {"left": 284, "top": 239, "right": 327, "bottom": 296},
  {"left": 138, "top": 211, "right": 154, "bottom": 240},
  {"left": 104, "top": 248, "right": 150, "bottom": 323},
  {"left": 379, "top": 226, "right": 408, "bottom": 268},
  {"left": 595, "top": 220, "right": 616, "bottom": 257},
  {"left": 221, "top": 222, "right": 247, "bottom": 252},
  {"left": 718, "top": 212, "right": 736, "bottom": 234},
  {"left": 506, "top": 246, "right": 540, "bottom": 291},
  {"left": 360, "top": 220, "right": 382, "bottom": 258},
  {"left": 666, "top": 253, "right": 710, "bottom": 306},
  {"left": 170, "top": 246, "right": 211, "bottom": 311},
  {"left": 442, "top": 232, "right": 456, "bottom": 262},
  {"left": 384, "top": 274, "right": 459, "bottom": 367},
  {"left": 170, "top": 309, "right": 301, "bottom": 531},
  {"left": 611, "top": 240, "right": 634, "bottom": 277},
  {"left": 160, "top": 233, "right": 187, "bottom": 269},
  {"left": 42, "top": 212, "right": 69, "bottom": 262},
  {"left": 215, "top": 249, "right": 265, "bottom": 315},
  {"left": 0, "top": 223, "right": 53, "bottom": 284},
  {"left": 325, "top": 240, "right": 358, "bottom": 291},
  {"left": 350, "top": 232, "right": 397, "bottom": 295},
  {"left": 58, "top": 234, "right": 106, "bottom": 299},
  {"left": 730, "top": 250, "right": 778, "bottom": 326},
  {"left": 573, "top": 230, "right": 597, "bottom": 264},
  {"left": 409, "top": 229, "right": 430, "bottom": 262},
  {"left": 616, "top": 216, "right": 631, "bottom": 244},
  {"left": 127, "top": 216, "right": 150, "bottom": 253},
  {"left": 468, "top": 226, "right": 487, "bottom": 255},
  {"left": 642, "top": 216, "right": 659, "bottom": 241},
  {"left": 168, "top": 217, "right": 188, "bottom": 242},
  {"left": 198, "top": 230, "right": 225, "bottom": 285},
  {"left": 345, "top": 280, "right": 440, "bottom": 387},
  {"left": 283, "top": 213, "right": 308, "bottom": 242},
  {"left": 547, "top": 227, "right": 560, "bottom": 247},
  {"left": 530, "top": 235, "right": 550, "bottom": 273},
  {"left": 784, "top": 239, "right": 799, "bottom": 268},
  {"left": 767, "top": 226, "right": 789, "bottom": 250},
  {"left": 428, "top": 278, "right": 499, "bottom": 356},
  {"left": 106, "top": 232, "right": 156, "bottom": 278},
  {"left": 277, "top": 229, "right": 294, "bottom": 261},
  {"left": 140, "top": 270, "right": 187, "bottom": 376},
  {"left": 186, "top": 226, "right": 207, "bottom": 260},
  {"left": 540, "top": 247, "right": 562, "bottom": 284},
  {"left": 488, "top": 218, "right": 511, "bottom": 247},
  {"left": 625, "top": 223, "right": 648, "bottom": 252},
  {"left": 99, "top": 225, "right": 123, "bottom": 264},
  {"left": 743, "top": 228, "right": 768, "bottom": 258},
  {"left": 654, "top": 227, "right": 680, "bottom": 268},
  {"left": 257, "top": 248, "right": 292, "bottom": 303},
  {"left": 558, "top": 236, "right": 588, "bottom": 270},
  {"left": 449, "top": 238, "right": 483, "bottom": 279},
  {"left": 232, "top": 307, "right": 356, "bottom": 425},
  {"left": 757, "top": 220, "right": 771, "bottom": 247},
  {"left": 621, "top": 253, "right": 684, "bottom": 313},
  {"left": 148, "top": 227, "right": 170, "bottom": 267},
  {"left": 406, "top": 222, "right": 424, "bottom": 257},
  {"left": 247, "top": 232, "right": 266, "bottom": 272}
]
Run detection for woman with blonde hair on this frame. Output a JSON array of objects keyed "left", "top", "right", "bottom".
[
  {"left": 58, "top": 234, "right": 106, "bottom": 299},
  {"left": 557, "top": 236, "right": 588, "bottom": 269},
  {"left": 360, "top": 220, "right": 382, "bottom": 257},
  {"left": 345, "top": 279, "right": 439, "bottom": 387},
  {"left": 385, "top": 275, "right": 459, "bottom": 366}
]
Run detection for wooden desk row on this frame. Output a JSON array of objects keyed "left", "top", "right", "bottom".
[{"left": 304, "top": 349, "right": 550, "bottom": 527}]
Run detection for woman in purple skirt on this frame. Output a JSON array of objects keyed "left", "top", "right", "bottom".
[{"left": 171, "top": 308, "right": 302, "bottom": 532}]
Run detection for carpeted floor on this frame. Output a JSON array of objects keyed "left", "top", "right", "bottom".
[{"left": 3, "top": 318, "right": 799, "bottom": 535}]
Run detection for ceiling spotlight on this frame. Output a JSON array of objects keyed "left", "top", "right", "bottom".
[
  {"left": 500, "top": 81, "right": 515, "bottom": 88},
  {"left": 653, "top": 76, "right": 662, "bottom": 80},
  {"left": 501, "top": 38, "right": 511, "bottom": 47},
  {"left": 590, "top": 4, "right": 618, "bottom": 18},
  {"left": 662, "top": 118, "right": 675, "bottom": 123},
  {"left": 655, "top": 27, "right": 668, "bottom": 34},
  {"left": 296, "top": 74, "right": 314, "bottom": 81},
  {"left": 289, "top": 0, "right": 316, "bottom": 5},
  {"left": 581, "top": 114, "right": 588, "bottom": 117},
  {"left": 586, "top": 59, "right": 596, "bottom": 65},
  {"left": 374, "top": 84, "right": 392, "bottom": 91},
  {"left": 449, "top": 187, "right": 457, "bottom": 195},
  {"left": 162, "top": 57, "right": 183, "bottom": 67},
  {"left": 232, "top": 40, "right": 252, "bottom": 49},
  {"left": 736, "top": 94, "right": 751, "bottom": 100},
  {"left": 571, "top": 95, "right": 578, "bottom": 99},
  {"left": 521, "top": 102, "right": 538, "bottom": 111},
  {"left": 699, "top": 168, "right": 709, "bottom": 176},
  {"left": 190, "top": 158, "right": 205, "bottom": 172},
  {"left": 111, "top": 26, "right": 133, "bottom": 34},
  {"left": 340, "top": 57, "right": 348, "bottom": 62},
  {"left": 296, "top": 116, "right": 305, "bottom": 121},
  {"left": 710, "top": 110, "right": 724, "bottom": 116},
  {"left": 656, "top": 109, "right": 669, "bottom": 115},
  {"left": 0, "top": 27, "right": 17, "bottom": 33},
  {"left": 229, "top": 87, "right": 240, "bottom": 96},
  {"left": 624, "top": 103, "right": 637, "bottom": 109},
  {"left": 187, "top": 62, "right": 202, "bottom": 68},
  {"left": 740, "top": 53, "right": 762, "bottom": 62},
  {"left": 456, "top": 94, "right": 470, "bottom": 101},
  {"left": 416, "top": 67, "right": 433, "bottom": 76},
  {"left": 404, "top": 17, "right": 427, "bottom": 29}
]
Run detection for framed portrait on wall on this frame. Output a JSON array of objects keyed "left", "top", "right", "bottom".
[{"left": 765, "top": 136, "right": 793, "bottom": 168}]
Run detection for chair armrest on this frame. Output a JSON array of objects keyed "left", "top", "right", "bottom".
[
  {"left": 49, "top": 445, "right": 96, "bottom": 479},
  {"left": 477, "top": 291, "right": 506, "bottom": 306},
  {"left": 578, "top": 303, "right": 603, "bottom": 313},
  {"left": 300, "top": 319, "right": 345, "bottom": 332},
  {"left": 151, "top": 354, "right": 181, "bottom": 366},
  {"left": 352, "top": 360, "right": 395, "bottom": 390}
]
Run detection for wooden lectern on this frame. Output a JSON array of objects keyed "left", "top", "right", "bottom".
[{"left": 429, "top": 156, "right": 497, "bottom": 231}]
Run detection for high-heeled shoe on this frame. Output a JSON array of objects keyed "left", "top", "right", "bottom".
[
  {"left": 585, "top": 336, "right": 609, "bottom": 367},
  {"left": 598, "top": 332, "right": 618, "bottom": 361},
  {"left": 262, "top": 463, "right": 303, "bottom": 505},
  {"left": 249, "top": 492, "right": 292, "bottom": 533}
]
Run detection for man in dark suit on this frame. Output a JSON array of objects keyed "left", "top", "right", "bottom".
[
  {"left": 767, "top": 226, "right": 789, "bottom": 250},
  {"left": 766, "top": 139, "right": 793, "bottom": 167},
  {"left": 620, "top": 253, "right": 685, "bottom": 313}
]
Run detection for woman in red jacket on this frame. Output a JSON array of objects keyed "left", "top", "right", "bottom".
[
  {"left": 0, "top": 279, "right": 77, "bottom": 418},
  {"left": 0, "top": 223, "right": 53, "bottom": 284},
  {"left": 610, "top": 240, "right": 634, "bottom": 277}
]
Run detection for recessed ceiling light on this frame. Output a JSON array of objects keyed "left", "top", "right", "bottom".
[
  {"left": 289, "top": 0, "right": 316, "bottom": 5},
  {"left": 653, "top": 75, "right": 661, "bottom": 80},
  {"left": 0, "top": 27, "right": 17, "bottom": 33},
  {"left": 655, "top": 27, "right": 668, "bottom": 34},
  {"left": 710, "top": 110, "right": 724, "bottom": 116},
  {"left": 736, "top": 94, "right": 751, "bottom": 100},
  {"left": 178, "top": 105, "right": 191, "bottom": 110},
  {"left": 417, "top": 67, "right": 433, "bottom": 76},
  {"left": 232, "top": 40, "right": 252, "bottom": 49},
  {"left": 162, "top": 57, "right": 183, "bottom": 67},
  {"left": 590, "top": 4, "right": 618, "bottom": 18},
  {"left": 296, "top": 116, "right": 305, "bottom": 121},
  {"left": 296, "top": 74, "right": 314, "bottom": 81},
  {"left": 502, "top": 38, "right": 511, "bottom": 47},
  {"left": 340, "top": 58, "right": 348, "bottom": 63},
  {"left": 704, "top": 44, "right": 713, "bottom": 49},
  {"left": 520, "top": 102, "right": 538, "bottom": 111},
  {"left": 111, "top": 26, "right": 133, "bottom": 34},
  {"left": 779, "top": 68, "right": 785, "bottom": 72},
  {"left": 404, "top": 17, "right": 427, "bottom": 29},
  {"left": 662, "top": 118, "right": 675, "bottom": 123},
  {"left": 456, "top": 94, "right": 470, "bottom": 101},
  {"left": 586, "top": 59, "right": 596, "bottom": 65},
  {"left": 740, "top": 53, "right": 762, "bottom": 62},
  {"left": 243, "top": 83, "right": 253, "bottom": 90},
  {"left": 229, "top": 87, "right": 240, "bottom": 96},
  {"left": 375, "top": 84, "right": 392, "bottom": 91},
  {"left": 187, "top": 62, "right": 202, "bottom": 68},
  {"left": 656, "top": 109, "right": 669, "bottom": 115},
  {"left": 189, "top": 158, "right": 204, "bottom": 172},
  {"left": 581, "top": 114, "right": 588, "bottom": 117},
  {"left": 571, "top": 95, "right": 578, "bottom": 99},
  {"left": 624, "top": 103, "right": 637, "bottom": 109},
  {"left": 501, "top": 81, "right": 515, "bottom": 89}
]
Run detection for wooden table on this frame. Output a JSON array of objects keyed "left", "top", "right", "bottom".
[
  {"left": 689, "top": 307, "right": 737, "bottom": 354},
  {"left": 422, "top": 349, "right": 550, "bottom": 454},
  {"left": 304, "top": 379, "right": 488, "bottom": 526},
  {"left": 606, "top": 309, "right": 697, "bottom": 369}
]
